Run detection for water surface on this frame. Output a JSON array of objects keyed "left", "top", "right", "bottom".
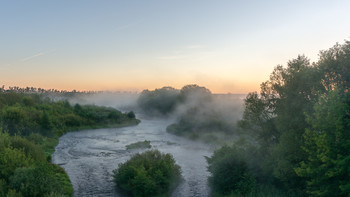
[{"left": 52, "top": 116, "right": 213, "bottom": 197}]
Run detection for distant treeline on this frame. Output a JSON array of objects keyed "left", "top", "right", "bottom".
[
  {"left": 0, "top": 85, "right": 138, "bottom": 96},
  {"left": 0, "top": 90, "right": 139, "bottom": 196},
  {"left": 138, "top": 85, "right": 240, "bottom": 143}
]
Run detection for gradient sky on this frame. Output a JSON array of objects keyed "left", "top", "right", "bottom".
[{"left": 1, "top": 0, "right": 350, "bottom": 93}]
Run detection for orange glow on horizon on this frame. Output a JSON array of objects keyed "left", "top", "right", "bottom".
[{"left": 1, "top": 80, "right": 259, "bottom": 94}]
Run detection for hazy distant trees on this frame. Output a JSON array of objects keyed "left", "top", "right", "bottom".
[
  {"left": 167, "top": 85, "right": 238, "bottom": 142},
  {"left": 138, "top": 86, "right": 179, "bottom": 116},
  {"left": 138, "top": 84, "right": 237, "bottom": 142},
  {"left": 0, "top": 92, "right": 139, "bottom": 137},
  {"left": 137, "top": 84, "right": 213, "bottom": 116},
  {"left": 178, "top": 84, "right": 212, "bottom": 103}
]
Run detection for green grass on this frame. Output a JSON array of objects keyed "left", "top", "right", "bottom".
[{"left": 126, "top": 140, "right": 152, "bottom": 150}]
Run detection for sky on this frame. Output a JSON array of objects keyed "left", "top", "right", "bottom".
[{"left": 1, "top": 0, "right": 350, "bottom": 94}]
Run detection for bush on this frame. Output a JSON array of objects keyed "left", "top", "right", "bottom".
[
  {"left": 10, "top": 136, "right": 46, "bottom": 162},
  {"left": 9, "top": 163, "right": 66, "bottom": 197},
  {"left": 113, "top": 150, "right": 182, "bottom": 197},
  {"left": 207, "top": 145, "right": 258, "bottom": 196},
  {"left": 127, "top": 111, "right": 136, "bottom": 119},
  {"left": 0, "top": 147, "right": 33, "bottom": 181}
]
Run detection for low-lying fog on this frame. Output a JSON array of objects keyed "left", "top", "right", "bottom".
[{"left": 52, "top": 92, "right": 245, "bottom": 196}]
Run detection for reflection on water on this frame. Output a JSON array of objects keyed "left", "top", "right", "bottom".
[{"left": 52, "top": 117, "right": 212, "bottom": 197}]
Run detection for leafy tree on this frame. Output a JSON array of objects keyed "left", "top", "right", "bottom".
[
  {"left": 295, "top": 89, "right": 350, "bottom": 197},
  {"left": 317, "top": 40, "right": 350, "bottom": 91},
  {"left": 10, "top": 164, "right": 57, "bottom": 197},
  {"left": 0, "top": 147, "right": 33, "bottom": 181},
  {"left": 10, "top": 136, "right": 46, "bottom": 162},
  {"left": 238, "top": 55, "right": 323, "bottom": 190},
  {"left": 179, "top": 84, "right": 212, "bottom": 103},
  {"left": 206, "top": 145, "right": 258, "bottom": 196},
  {"left": 113, "top": 150, "right": 182, "bottom": 197},
  {"left": 1, "top": 106, "right": 27, "bottom": 135},
  {"left": 40, "top": 111, "right": 52, "bottom": 132},
  {"left": 137, "top": 86, "right": 179, "bottom": 116},
  {"left": 238, "top": 92, "right": 277, "bottom": 150},
  {"left": 127, "top": 111, "right": 136, "bottom": 119}
]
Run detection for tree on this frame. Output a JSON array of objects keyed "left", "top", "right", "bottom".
[
  {"left": 318, "top": 40, "right": 350, "bottom": 92},
  {"left": 113, "top": 150, "right": 182, "bottom": 197},
  {"left": 137, "top": 87, "right": 179, "bottom": 116},
  {"left": 295, "top": 89, "right": 350, "bottom": 197},
  {"left": 10, "top": 163, "right": 63, "bottom": 197},
  {"left": 206, "top": 145, "right": 258, "bottom": 196},
  {"left": 239, "top": 56, "right": 323, "bottom": 190},
  {"left": 179, "top": 84, "right": 212, "bottom": 104}
]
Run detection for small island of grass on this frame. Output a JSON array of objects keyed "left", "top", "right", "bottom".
[{"left": 126, "top": 140, "right": 152, "bottom": 150}]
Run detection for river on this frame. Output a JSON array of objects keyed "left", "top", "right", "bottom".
[{"left": 52, "top": 116, "right": 213, "bottom": 197}]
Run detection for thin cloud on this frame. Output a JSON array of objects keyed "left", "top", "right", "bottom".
[
  {"left": 186, "top": 44, "right": 204, "bottom": 49},
  {"left": 0, "top": 64, "right": 12, "bottom": 70},
  {"left": 21, "top": 52, "right": 44, "bottom": 62},
  {"left": 156, "top": 55, "right": 189, "bottom": 60}
]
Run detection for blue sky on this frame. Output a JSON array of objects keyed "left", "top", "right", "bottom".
[{"left": 1, "top": 0, "right": 350, "bottom": 93}]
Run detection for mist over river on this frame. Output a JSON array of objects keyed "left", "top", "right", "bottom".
[{"left": 52, "top": 115, "right": 213, "bottom": 197}]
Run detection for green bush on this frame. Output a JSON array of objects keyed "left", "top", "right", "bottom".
[
  {"left": 207, "top": 145, "right": 258, "bottom": 196},
  {"left": 10, "top": 136, "right": 46, "bottom": 162},
  {"left": 0, "top": 147, "right": 33, "bottom": 181},
  {"left": 9, "top": 163, "right": 70, "bottom": 197},
  {"left": 113, "top": 150, "right": 182, "bottom": 197},
  {"left": 127, "top": 111, "right": 136, "bottom": 119}
]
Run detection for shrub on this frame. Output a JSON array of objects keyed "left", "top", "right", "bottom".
[
  {"left": 10, "top": 136, "right": 46, "bottom": 162},
  {"left": 9, "top": 163, "right": 63, "bottom": 197},
  {"left": 113, "top": 150, "right": 182, "bottom": 197},
  {"left": 207, "top": 145, "right": 258, "bottom": 196},
  {"left": 127, "top": 111, "right": 136, "bottom": 119}
]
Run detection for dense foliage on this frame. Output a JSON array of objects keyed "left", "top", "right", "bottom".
[
  {"left": 0, "top": 132, "right": 73, "bottom": 197},
  {"left": 113, "top": 150, "right": 182, "bottom": 197},
  {"left": 0, "top": 89, "right": 140, "bottom": 196},
  {"left": 0, "top": 91, "right": 139, "bottom": 137},
  {"left": 166, "top": 106, "right": 234, "bottom": 141},
  {"left": 137, "top": 87, "right": 179, "bottom": 116},
  {"left": 166, "top": 85, "right": 237, "bottom": 142},
  {"left": 206, "top": 144, "right": 258, "bottom": 196},
  {"left": 138, "top": 84, "right": 237, "bottom": 142},
  {"left": 207, "top": 40, "right": 350, "bottom": 196},
  {"left": 137, "top": 84, "right": 212, "bottom": 116}
]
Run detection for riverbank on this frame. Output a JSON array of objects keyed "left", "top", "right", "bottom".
[{"left": 0, "top": 89, "right": 141, "bottom": 196}]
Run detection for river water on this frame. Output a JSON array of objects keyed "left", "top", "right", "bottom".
[{"left": 52, "top": 116, "right": 213, "bottom": 197}]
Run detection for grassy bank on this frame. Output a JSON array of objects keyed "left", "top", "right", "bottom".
[{"left": 0, "top": 89, "right": 140, "bottom": 196}]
